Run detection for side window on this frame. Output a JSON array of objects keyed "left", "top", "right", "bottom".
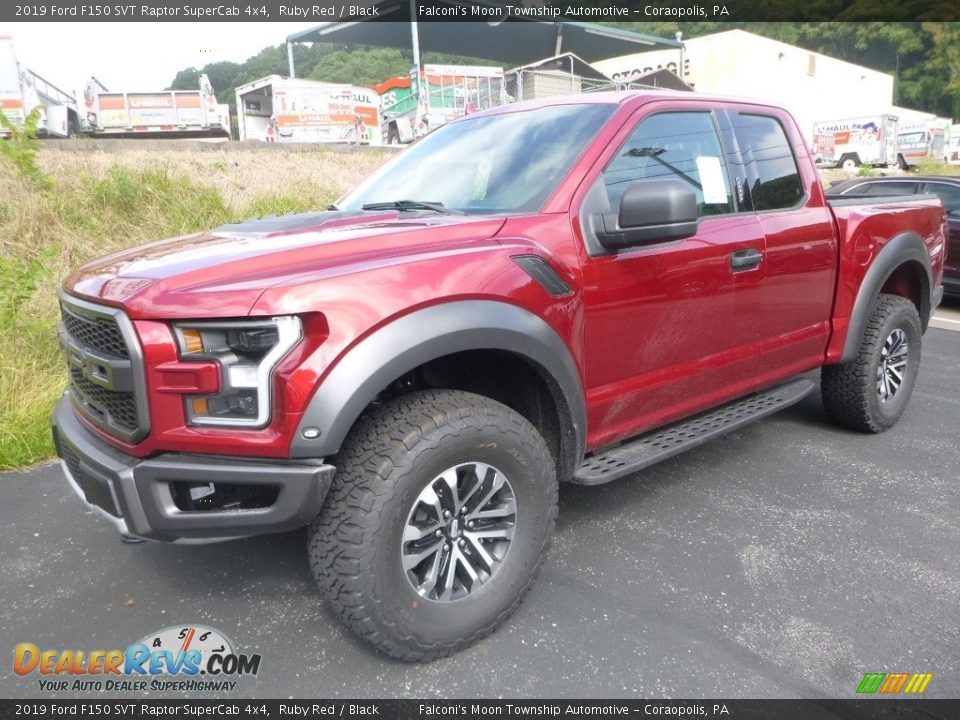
[
  {"left": 602, "top": 112, "right": 734, "bottom": 217},
  {"left": 732, "top": 114, "right": 804, "bottom": 211},
  {"left": 926, "top": 183, "right": 960, "bottom": 217},
  {"left": 861, "top": 182, "right": 919, "bottom": 196},
  {"left": 834, "top": 183, "right": 870, "bottom": 195}
]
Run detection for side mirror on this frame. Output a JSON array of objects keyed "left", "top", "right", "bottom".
[{"left": 592, "top": 180, "right": 699, "bottom": 250}]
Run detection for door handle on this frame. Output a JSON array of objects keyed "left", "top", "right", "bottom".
[{"left": 730, "top": 248, "right": 763, "bottom": 271}]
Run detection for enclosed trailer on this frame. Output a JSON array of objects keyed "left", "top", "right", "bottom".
[
  {"left": 0, "top": 35, "right": 78, "bottom": 138},
  {"left": 81, "top": 74, "right": 230, "bottom": 138},
  {"left": 235, "top": 76, "right": 381, "bottom": 145},
  {"left": 812, "top": 114, "right": 898, "bottom": 170}
]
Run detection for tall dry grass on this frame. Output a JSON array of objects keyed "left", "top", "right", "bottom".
[{"left": 0, "top": 143, "right": 387, "bottom": 470}]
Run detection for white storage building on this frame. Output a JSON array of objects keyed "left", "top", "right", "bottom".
[{"left": 593, "top": 29, "right": 896, "bottom": 147}]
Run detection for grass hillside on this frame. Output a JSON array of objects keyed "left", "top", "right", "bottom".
[{"left": 0, "top": 140, "right": 387, "bottom": 470}]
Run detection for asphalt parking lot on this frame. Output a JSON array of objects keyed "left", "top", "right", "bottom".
[{"left": 1, "top": 311, "right": 958, "bottom": 700}]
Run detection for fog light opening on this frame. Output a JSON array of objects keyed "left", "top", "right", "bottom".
[{"left": 170, "top": 481, "right": 280, "bottom": 512}]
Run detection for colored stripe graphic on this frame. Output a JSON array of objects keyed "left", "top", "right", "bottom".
[
  {"left": 857, "top": 672, "right": 932, "bottom": 694},
  {"left": 880, "top": 672, "right": 909, "bottom": 693},
  {"left": 857, "top": 673, "right": 885, "bottom": 693},
  {"left": 904, "top": 673, "right": 933, "bottom": 694}
]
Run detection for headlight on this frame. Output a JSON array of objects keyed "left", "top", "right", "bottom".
[{"left": 173, "top": 316, "right": 302, "bottom": 428}]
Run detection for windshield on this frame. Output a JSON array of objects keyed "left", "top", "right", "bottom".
[
  {"left": 897, "top": 131, "right": 926, "bottom": 146},
  {"left": 338, "top": 103, "right": 617, "bottom": 215}
]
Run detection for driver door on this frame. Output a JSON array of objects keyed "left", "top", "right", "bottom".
[{"left": 577, "top": 106, "right": 767, "bottom": 449}]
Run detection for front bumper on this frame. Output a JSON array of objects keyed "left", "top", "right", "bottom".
[{"left": 52, "top": 395, "right": 335, "bottom": 542}]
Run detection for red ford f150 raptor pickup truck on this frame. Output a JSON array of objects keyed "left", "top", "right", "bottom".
[{"left": 53, "top": 92, "right": 946, "bottom": 661}]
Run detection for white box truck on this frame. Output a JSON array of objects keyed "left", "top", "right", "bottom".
[
  {"left": 374, "top": 64, "right": 505, "bottom": 144},
  {"left": 812, "top": 114, "right": 898, "bottom": 170},
  {"left": 235, "top": 76, "right": 381, "bottom": 145},
  {"left": 896, "top": 118, "right": 949, "bottom": 167},
  {"left": 81, "top": 74, "right": 230, "bottom": 138},
  {"left": 947, "top": 123, "right": 960, "bottom": 164},
  {"left": 0, "top": 35, "right": 79, "bottom": 138}
]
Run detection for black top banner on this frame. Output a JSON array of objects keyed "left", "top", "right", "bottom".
[{"left": 2, "top": 0, "right": 956, "bottom": 23}]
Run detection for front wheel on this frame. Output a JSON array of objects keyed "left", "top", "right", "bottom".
[
  {"left": 821, "top": 293, "right": 922, "bottom": 433},
  {"left": 308, "top": 389, "right": 558, "bottom": 661}
]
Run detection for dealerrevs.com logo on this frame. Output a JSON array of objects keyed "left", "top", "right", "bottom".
[{"left": 14, "top": 625, "right": 261, "bottom": 693}]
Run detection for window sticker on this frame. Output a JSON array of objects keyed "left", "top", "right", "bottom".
[{"left": 696, "top": 156, "right": 728, "bottom": 205}]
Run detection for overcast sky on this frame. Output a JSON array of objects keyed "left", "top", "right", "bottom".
[{"left": 7, "top": 23, "right": 315, "bottom": 97}]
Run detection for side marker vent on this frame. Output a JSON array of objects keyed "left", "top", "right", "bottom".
[{"left": 512, "top": 255, "right": 573, "bottom": 297}]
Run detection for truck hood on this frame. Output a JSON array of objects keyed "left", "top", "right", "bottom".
[{"left": 65, "top": 211, "right": 508, "bottom": 318}]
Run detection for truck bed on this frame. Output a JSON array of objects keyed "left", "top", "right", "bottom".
[{"left": 825, "top": 193, "right": 946, "bottom": 363}]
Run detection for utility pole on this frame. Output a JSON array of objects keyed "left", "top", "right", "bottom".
[
  {"left": 676, "top": 31, "right": 684, "bottom": 81},
  {"left": 410, "top": 0, "right": 422, "bottom": 75}
]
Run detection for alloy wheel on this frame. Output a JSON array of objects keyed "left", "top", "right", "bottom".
[
  {"left": 401, "top": 462, "right": 517, "bottom": 602},
  {"left": 877, "top": 328, "right": 909, "bottom": 402}
]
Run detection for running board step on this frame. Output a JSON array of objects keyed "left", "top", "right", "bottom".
[{"left": 572, "top": 378, "right": 816, "bottom": 486}]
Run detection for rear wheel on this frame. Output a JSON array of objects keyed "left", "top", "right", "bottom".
[
  {"left": 821, "top": 294, "right": 922, "bottom": 432},
  {"left": 840, "top": 154, "right": 860, "bottom": 172},
  {"left": 308, "top": 389, "right": 557, "bottom": 661}
]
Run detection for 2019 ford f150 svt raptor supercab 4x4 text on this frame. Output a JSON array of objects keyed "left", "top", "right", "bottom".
[{"left": 52, "top": 92, "right": 946, "bottom": 660}]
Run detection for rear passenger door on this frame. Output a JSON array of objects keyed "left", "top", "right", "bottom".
[{"left": 721, "top": 110, "right": 839, "bottom": 378}]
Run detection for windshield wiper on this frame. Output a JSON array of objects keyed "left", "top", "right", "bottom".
[
  {"left": 360, "top": 200, "right": 464, "bottom": 215},
  {"left": 624, "top": 147, "right": 703, "bottom": 191}
]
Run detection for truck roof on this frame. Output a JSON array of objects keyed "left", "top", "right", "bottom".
[{"left": 470, "top": 90, "right": 791, "bottom": 118}]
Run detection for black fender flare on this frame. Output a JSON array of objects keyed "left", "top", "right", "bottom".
[
  {"left": 290, "top": 301, "right": 587, "bottom": 476},
  {"left": 840, "top": 231, "right": 933, "bottom": 363}
]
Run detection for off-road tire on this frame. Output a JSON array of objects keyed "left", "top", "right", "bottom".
[
  {"left": 307, "top": 389, "right": 558, "bottom": 661},
  {"left": 821, "top": 293, "right": 922, "bottom": 433}
]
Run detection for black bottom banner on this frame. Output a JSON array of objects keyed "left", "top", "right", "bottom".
[{"left": 1, "top": 700, "right": 959, "bottom": 720}]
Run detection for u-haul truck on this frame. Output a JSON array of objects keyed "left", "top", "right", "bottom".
[
  {"left": 375, "top": 65, "right": 505, "bottom": 144},
  {"left": 812, "top": 114, "right": 898, "bottom": 170},
  {"left": 896, "top": 118, "right": 948, "bottom": 167},
  {"left": 0, "top": 35, "right": 79, "bottom": 138},
  {"left": 81, "top": 74, "right": 230, "bottom": 138},
  {"left": 948, "top": 124, "right": 960, "bottom": 164},
  {"left": 235, "top": 76, "right": 381, "bottom": 145}
]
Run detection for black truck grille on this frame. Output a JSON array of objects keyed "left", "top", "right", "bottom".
[
  {"left": 69, "top": 366, "right": 139, "bottom": 433},
  {"left": 61, "top": 310, "right": 129, "bottom": 358},
  {"left": 59, "top": 298, "right": 146, "bottom": 442}
]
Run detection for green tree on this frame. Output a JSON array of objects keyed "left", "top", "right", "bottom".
[
  {"left": 912, "top": 22, "right": 960, "bottom": 118},
  {"left": 167, "top": 67, "right": 201, "bottom": 91},
  {"left": 235, "top": 45, "right": 288, "bottom": 86},
  {"left": 309, "top": 48, "right": 411, "bottom": 86}
]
